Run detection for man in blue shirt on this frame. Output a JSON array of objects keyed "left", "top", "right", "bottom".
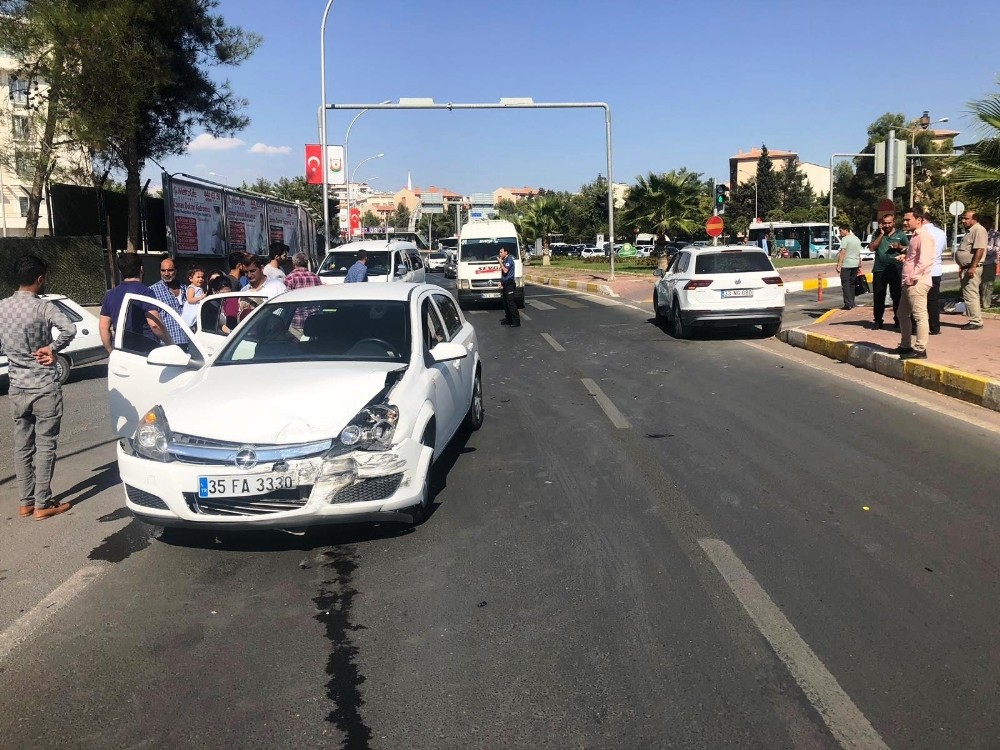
[
  {"left": 99, "top": 253, "right": 172, "bottom": 355},
  {"left": 498, "top": 246, "right": 520, "bottom": 327},
  {"left": 344, "top": 250, "right": 369, "bottom": 283}
]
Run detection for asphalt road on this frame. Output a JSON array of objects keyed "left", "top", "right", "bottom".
[{"left": 1, "top": 275, "right": 997, "bottom": 749}]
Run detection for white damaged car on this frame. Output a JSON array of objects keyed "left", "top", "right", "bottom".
[{"left": 107, "top": 283, "right": 483, "bottom": 531}]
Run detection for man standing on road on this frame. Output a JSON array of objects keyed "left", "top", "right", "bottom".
[
  {"left": 344, "top": 250, "right": 369, "bottom": 283},
  {"left": 498, "top": 246, "right": 520, "bottom": 327},
  {"left": 243, "top": 255, "right": 287, "bottom": 299},
  {"left": 956, "top": 211, "right": 988, "bottom": 330},
  {"left": 149, "top": 258, "right": 191, "bottom": 350},
  {"left": 980, "top": 216, "right": 998, "bottom": 311},
  {"left": 896, "top": 207, "right": 935, "bottom": 360},
  {"left": 0, "top": 255, "right": 76, "bottom": 519},
  {"left": 836, "top": 223, "right": 862, "bottom": 310},
  {"left": 99, "top": 253, "right": 171, "bottom": 354},
  {"left": 868, "top": 213, "right": 907, "bottom": 330},
  {"left": 924, "top": 212, "right": 948, "bottom": 335}
]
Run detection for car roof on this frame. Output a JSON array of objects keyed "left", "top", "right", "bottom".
[
  {"left": 275, "top": 282, "right": 438, "bottom": 304},
  {"left": 328, "top": 239, "right": 417, "bottom": 252},
  {"left": 681, "top": 244, "right": 767, "bottom": 254}
]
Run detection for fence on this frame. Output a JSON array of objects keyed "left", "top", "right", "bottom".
[{"left": 0, "top": 236, "right": 110, "bottom": 305}]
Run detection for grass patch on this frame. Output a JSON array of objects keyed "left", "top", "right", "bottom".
[
  {"left": 772, "top": 257, "right": 835, "bottom": 269},
  {"left": 525, "top": 257, "right": 657, "bottom": 275}
]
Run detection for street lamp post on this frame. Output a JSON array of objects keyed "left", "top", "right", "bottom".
[
  {"left": 344, "top": 100, "right": 391, "bottom": 224},
  {"left": 909, "top": 111, "right": 949, "bottom": 206},
  {"left": 349, "top": 154, "right": 384, "bottom": 238},
  {"left": 319, "top": 0, "right": 337, "bottom": 252}
]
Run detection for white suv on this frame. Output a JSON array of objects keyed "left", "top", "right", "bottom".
[{"left": 652, "top": 245, "right": 784, "bottom": 338}]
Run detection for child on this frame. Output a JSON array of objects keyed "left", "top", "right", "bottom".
[{"left": 181, "top": 266, "right": 206, "bottom": 327}]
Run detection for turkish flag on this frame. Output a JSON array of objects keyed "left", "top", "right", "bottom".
[
  {"left": 304, "top": 144, "right": 323, "bottom": 185},
  {"left": 349, "top": 207, "right": 361, "bottom": 231}
]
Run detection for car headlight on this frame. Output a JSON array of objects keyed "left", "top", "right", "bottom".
[
  {"left": 338, "top": 404, "right": 399, "bottom": 452},
  {"left": 134, "top": 405, "right": 172, "bottom": 462},
  {"left": 458, "top": 279, "right": 470, "bottom": 289}
]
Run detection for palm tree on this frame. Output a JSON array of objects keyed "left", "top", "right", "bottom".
[
  {"left": 955, "top": 82, "right": 1000, "bottom": 202},
  {"left": 621, "top": 170, "right": 703, "bottom": 239},
  {"left": 518, "top": 195, "right": 565, "bottom": 249}
]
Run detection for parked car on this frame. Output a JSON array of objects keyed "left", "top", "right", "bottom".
[
  {"left": 106, "top": 283, "right": 483, "bottom": 532},
  {"left": 652, "top": 245, "right": 785, "bottom": 339},
  {"left": 317, "top": 240, "right": 426, "bottom": 285},
  {"left": 580, "top": 246, "right": 604, "bottom": 259},
  {"left": 0, "top": 294, "right": 108, "bottom": 385},
  {"left": 443, "top": 252, "right": 457, "bottom": 279}
]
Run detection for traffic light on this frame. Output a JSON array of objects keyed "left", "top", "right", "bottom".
[
  {"left": 329, "top": 195, "right": 341, "bottom": 213},
  {"left": 715, "top": 184, "right": 729, "bottom": 214}
]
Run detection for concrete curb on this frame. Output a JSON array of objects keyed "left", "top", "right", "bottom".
[
  {"left": 783, "top": 264, "right": 960, "bottom": 293},
  {"left": 525, "top": 274, "right": 619, "bottom": 298},
  {"left": 778, "top": 327, "right": 1000, "bottom": 412}
]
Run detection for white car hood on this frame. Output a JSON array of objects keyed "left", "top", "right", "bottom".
[{"left": 164, "top": 361, "right": 405, "bottom": 444}]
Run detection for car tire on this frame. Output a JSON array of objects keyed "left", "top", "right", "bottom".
[
  {"left": 408, "top": 422, "right": 436, "bottom": 526},
  {"left": 55, "top": 354, "right": 71, "bottom": 385},
  {"left": 462, "top": 368, "right": 484, "bottom": 432},
  {"left": 671, "top": 301, "right": 691, "bottom": 339},
  {"left": 653, "top": 289, "right": 665, "bottom": 324},
  {"left": 760, "top": 322, "right": 781, "bottom": 338}
]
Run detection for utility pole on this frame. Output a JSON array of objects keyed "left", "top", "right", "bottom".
[{"left": 886, "top": 129, "right": 896, "bottom": 200}]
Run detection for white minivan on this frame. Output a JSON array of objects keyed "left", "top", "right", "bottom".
[
  {"left": 455, "top": 219, "right": 524, "bottom": 309},
  {"left": 317, "top": 240, "right": 426, "bottom": 285}
]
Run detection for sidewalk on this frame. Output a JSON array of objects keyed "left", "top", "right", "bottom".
[{"left": 524, "top": 262, "right": 1000, "bottom": 412}]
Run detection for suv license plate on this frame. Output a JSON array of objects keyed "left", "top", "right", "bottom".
[
  {"left": 481, "top": 292, "right": 501, "bottom": 299},
  {"left": 198, "top": 473, "right": 297, "bottom": 498},
  {"left": 721, "top": 289, "right": 753, "bottom": 298}
]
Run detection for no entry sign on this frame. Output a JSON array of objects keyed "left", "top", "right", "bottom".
[{"left": 706, "top": 216, "right": 724, "bottom": 238}]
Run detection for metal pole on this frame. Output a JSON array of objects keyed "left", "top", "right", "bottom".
[
  {"left": 909, "top": 130, "right": 916, "bottom": 206},
  {"left": 344, "top": 100, "right": 390, "bottom": 235},
  {"left": 0, "top": 163, "right": 7, "bottom": 237},
  {"left": 319, "top": 0, "right": 336, "bottom": 252},
  {"left": 886, "top": 129, "right": 895, "bottom": 200},
  {"left": 604, "top": 104, "right": 615, "bottom": 281}
]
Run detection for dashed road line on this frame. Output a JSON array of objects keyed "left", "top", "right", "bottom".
[
  {"left": 540, "top": 333, "right": 565, "bottom": 352},
  {"left": 519, "top": 311, "right": 532, "bottom": 321},
  {"left": 0, "top": 564, "right": 107, "bottom": 664},
  {"left": 699, "top": 538, "right": 889, "bottom": 750},
  {"left": 552, "top": 297, "right": 585, "bottom": 309},
  {"left": 581, "top": 378, "right": 631, "bottom": 429},
  {"left": 527, "top": 299, "right": 557, "bottom": 310}
]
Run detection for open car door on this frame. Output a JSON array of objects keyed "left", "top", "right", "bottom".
[
  {"left": 106, "top": 293, "right": 208, "bottom": 438},
  {"left": 190, "top": 290, "right": 267, "bottom": 357}
]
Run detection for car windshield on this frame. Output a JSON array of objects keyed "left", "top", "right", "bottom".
[
  {"left": 695, "top": 251, "right": 774, "bottom": 274},
  {"left": 318, "top": 250, "right": 390, "bottom": 277},
  {"left": 214, "top": 300, "right": 410, "bottom": 364},
  {"left": 460, "top": 237, "right": 518, "bottom": 262},
  {"left": 429, "top": 253, "right": 446, "bottom": 261}
]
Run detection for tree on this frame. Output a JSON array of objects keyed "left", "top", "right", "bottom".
[
  {"left": 389, "top": 202, "right": 410, "bottom": 230},
  {"left": 955, "top": 81, "right": 1000, "bottom": 208},
  {"left": 361, "top": 210, "right": 380, "bottom": 230},
  {"left": 619, "top": 170, "right": 703, "bottom": 239},
  {"left": 755, "top": 146, "right": 779, "bottom": 220},
  {"left": 418, "top": 206, "right": 455, "bottom": 239},
  {"left": 241, "top": 176, "right": 334, "bottom": 235},
  {"left": 518, "top": 195, "right": 564, "bottom": 248}
]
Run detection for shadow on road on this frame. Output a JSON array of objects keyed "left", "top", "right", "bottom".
[{"left": 53, "top": 460, "right": 119, "bottom": 507}]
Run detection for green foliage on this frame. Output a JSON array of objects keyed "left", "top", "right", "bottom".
[
  {"left": 418, "top": 206, "right": 455, "bottom": 239},
  {"left": 389, "top": 202, "right": 410, "bottom": 231},
  {"left": 619, "top": 169, "right": 704, "bottom": 240},
  {"left": 755, "top": 146, "right": 779, "bottom": 219},
  {"left": 361, "top": 210, "right": 380, "bottom": 229},
  {"left": 955, "top": 80, "right": 1000, "bottom": 208}
]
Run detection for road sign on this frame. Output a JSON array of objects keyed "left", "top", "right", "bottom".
[
  {"left": 949, "top": 201, "right": 965, "bottom": 217},
  {"left": 706, "top": 216, "right": 724, "bottom": 238}
]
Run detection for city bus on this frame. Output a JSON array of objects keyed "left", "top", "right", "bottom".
[{"left": 747, "top": 221, "right": 835, "bottom": 259}]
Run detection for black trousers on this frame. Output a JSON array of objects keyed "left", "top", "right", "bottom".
[
  {"left": 927, "top": 275, "right": 941, "bottom": 333},
  {"left": 840, "top": 267, "right": 857, "bottom": 308},
  {"left": 872, "top": 265, "right": 902, "bottom": 324},
  {"left": 501, "top": 281, "right": 520, "bottom": 325}
]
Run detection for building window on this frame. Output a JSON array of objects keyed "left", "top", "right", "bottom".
[
  {"left": 8, "top": 77, "right": 29, "bottom": 107},
  {"left": 12, "top": 114, "right": 30, "bottom": 141},
  {"left": 14, "top": 150, "right": 35, "bottom": 179},
  {"left": 19, "top": 197, "right": 29, "bottom": 217}
]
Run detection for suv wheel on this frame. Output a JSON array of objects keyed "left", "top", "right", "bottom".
[
  {"left": 761, "top": 322, "right": 781, "bottom": 338},
  {"left": 672, "top": 301, "right": 691, "bottom": 339},
  {"left": 653, "top": 289, "right": 665, "bottom": 324}
]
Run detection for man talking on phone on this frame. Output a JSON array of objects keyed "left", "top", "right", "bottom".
[
  {"left": 868, "top": 213, "right": 908, "bottom": 330},
  {"left": 497, "top": 246, "right": 520, "bottom": 327}
]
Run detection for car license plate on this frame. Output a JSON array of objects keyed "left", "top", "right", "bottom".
[
  {"left": 481, "top": 292, "right": 501, "bottom": 299},
  {"left": 198, "top": 473, "right": 297, "bottom": 498},
  {"left": 721, "top": 289, "right": 753, "bottom": 298}
]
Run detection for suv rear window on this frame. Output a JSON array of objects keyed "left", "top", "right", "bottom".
[{"left": 695, "top": 251, "right": 773, "bottom": 275}]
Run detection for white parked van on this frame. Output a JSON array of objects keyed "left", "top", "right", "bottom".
[
  {"left": 456, "top": 219, "right": 524, "bottom": 309},
  {"left": 317, "top": 240, "right": 426, "bottom": 285}
]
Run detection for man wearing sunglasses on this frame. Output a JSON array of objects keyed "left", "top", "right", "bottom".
[{"left": 868, "top": 213, "right": 908, "bottom": 329}]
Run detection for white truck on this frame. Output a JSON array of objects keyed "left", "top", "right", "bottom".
[{"left": 455, "top": 219, "right": 525, "bottom": 309}]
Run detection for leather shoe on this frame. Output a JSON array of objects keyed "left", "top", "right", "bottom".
[
  {"left": 872, "top": 321, "right": 884, "bottom": 330},
  {"left": 893, "top": 346, "right": 914, "bottom": 354},
  {"left": 930, "top": 330, "right": 940, "bottom": 335},
  {"left": 510, "top": 323, "right": 521, "bottom": 327},
  {"left": 500, "top": 320, "right": 511, "bottom": 326},
  {"left": 960, "top": 323, "right": 984, "bottom": 330},
  {"left": 899, "top": 350, "right": 928, "bottom": 360},
  {"left": 34, "top": 503, "right": 70, "bottom": 520},
  {"left": 18, "top": 505, "right": 34, "bottom": 518}
]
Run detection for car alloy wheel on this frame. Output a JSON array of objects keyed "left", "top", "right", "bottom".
[
  {"left": 55, "top": 354, "right": 71, "bottom": 385},
  {"left": 462, "top": 370, "right": 484, "bottom": 431},
  {"left": 653, "top": 290, "right": 664, "bottom": 324},
  {"left": 672, "top": 302, "right": 691, "bottom": 339}
]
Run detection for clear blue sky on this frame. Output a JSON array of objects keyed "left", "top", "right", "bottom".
[{"left": 147, "top": 0, "right": 1000, "bottom": 195}]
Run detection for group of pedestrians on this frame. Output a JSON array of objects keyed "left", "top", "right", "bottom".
[{"left": 857, "top": 208, "right": 992, "bottom": 360}]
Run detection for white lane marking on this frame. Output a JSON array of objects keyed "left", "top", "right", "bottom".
[
  {"left": 581, "top": 378, "right": 631, "bottom": 429},
  {"left": 741, "top": 340, "right": 1000, "bottom": 436},
  {"left": 584, "top": 295, "right": 623, "bottom": 306},
  {"left": 698, "top": 538, "right": 889, "bottom": 750},
  {"left": 552, "top": 297, "right": 585, "bottom": 309},
  {"left": 527, "top": 299, "right": 556, "bottom": 310},
  {"left": 467, "top": 310, "right": 487, "bottom": 315},
  {"left": 519, "top": 311, "right": 532, "bottom": 321},
  {"left": 0, "top": 564, "right": 106, "bottom": 663},
  {"left": 540, "top": 333, "right": 565, "bottom": 352}
]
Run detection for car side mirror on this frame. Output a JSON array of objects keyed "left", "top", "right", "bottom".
[
  {"left": 653, "top": 269, "right": 664, "bottom": 278},
  {"left": 396, "top": 266, "right": 407, "bottom": 276},
  {"left": 430, "top": 341, "right": 467, "bottom": 363},
  {"left": 146, "top": 344, "right": 200, "bottom": 369}
]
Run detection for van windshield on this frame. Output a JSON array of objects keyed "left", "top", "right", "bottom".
[
  {"left": 461, "top": 237, "right": 518, "bottom": 262},
  {"left": 318, "top": 250, "right": 390, "bottom": 277}
]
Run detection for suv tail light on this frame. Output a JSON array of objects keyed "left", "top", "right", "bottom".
[
  {"left": 683, "top": 279, "right": 714, "bottom": 290},
  {"left": 762, "top": 276, "right": 783, "bottom": 285}
]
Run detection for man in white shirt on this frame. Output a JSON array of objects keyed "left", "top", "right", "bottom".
[
  {"left": 925, "top": 212, "right": 947, "bottom": 335},
  {"left": 263, "top": 242, "right": 288, "bottom": 282},
  {"left": 243, "top": 255, "right": 286, "bottom": 299}
]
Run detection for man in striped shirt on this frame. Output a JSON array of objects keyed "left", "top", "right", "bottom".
[{"left": 284, "top": 253, "right": 322, "bottom": 329}]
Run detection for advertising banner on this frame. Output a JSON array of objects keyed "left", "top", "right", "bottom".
[
  {"left": 170, "top": 180, "right": 226, "bottom": 255},
  {"left": 268, "top": 202, "right": 301, "bottom": 253},
  {"left": 326, "top": 145, "right": 345, "bottom": 186},
  {"left": 225, "top": 193, "right": 268, "bottom": 255}
]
